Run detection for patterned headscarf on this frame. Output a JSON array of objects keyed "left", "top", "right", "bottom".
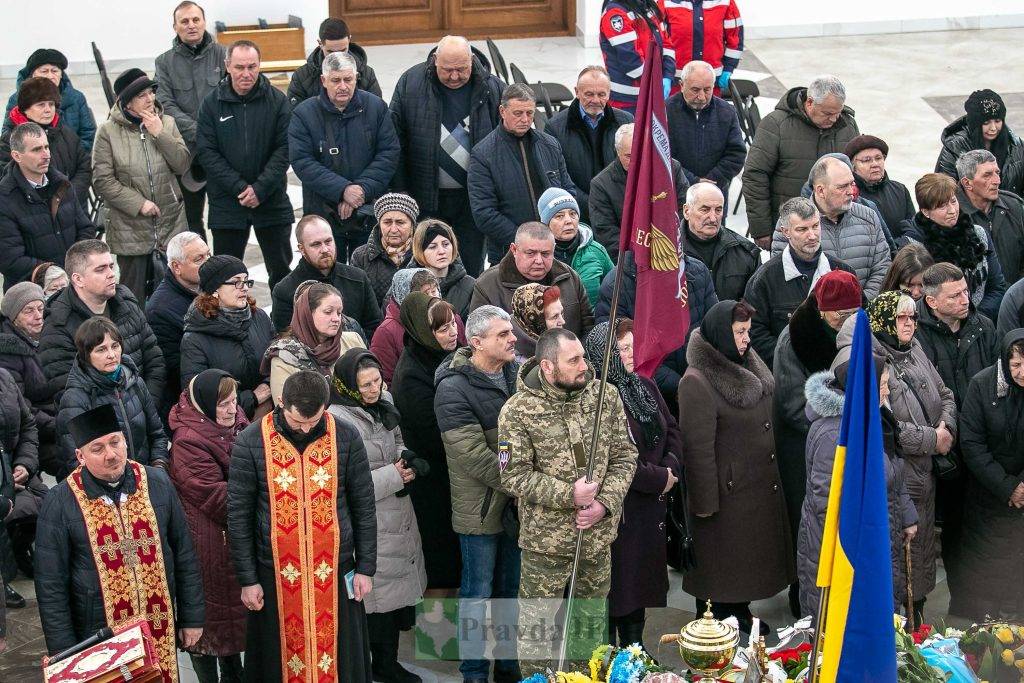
[
  {"left": 583, "top": 320, "right": 662, "bottom": 448},
  {"left": 511, "top": 283, "right": 559, "bottom": 340},
  {"left": 867, "top": 290, "right": 908, "bottom": 351},
  {"left": 385, "top": 268, "right": 428, "bottom": 307}
]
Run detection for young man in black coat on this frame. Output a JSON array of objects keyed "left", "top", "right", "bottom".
[
  {"left": 271, "top": 215, "right": 381, "bottom": 335},
  {"left": 468, "top": 83, "right": 581, "bottom": 265},
  {"left": 0, "top": 122, "right": 95, "bottom": 291},
  {"left": 34, "top": 404, "right": 204, "bottom": 663},
  {"left": 288, "top": 17, "right": 381, "bottom": 107},
  {"left": 227, "top": 371, "right": 377, "bottom": 682},
  {"left": 545, "top": 66, "right": 633, "bottom": 226},
  {"left": 390, "top": 36, "right": 505, "bottom": 276},
  {"left": 196, "top": 41, "right": 294, "bottom": 291},
  {"left": 39, "top": 240, "right": 165, "bottom": 400}
]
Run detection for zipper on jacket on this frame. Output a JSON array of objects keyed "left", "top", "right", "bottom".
[
  {"left": 480, "top": 488, "right": 494, "bottom": 523},
  {"left": 139, "top": 130, "right": 161, "bottom": 253},
  {"left": 518, "top": 138, "right": 539, "bottom": 212},
  {"left": 115, "top": 391, "right": 136, "bottom": 461}
]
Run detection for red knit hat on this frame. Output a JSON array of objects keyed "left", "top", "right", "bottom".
[{"left": 813, "top": 270, "right": 861, "bottom": 312}]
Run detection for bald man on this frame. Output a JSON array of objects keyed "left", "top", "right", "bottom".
[
  {"left": 545, "top": 66, "right": 633, "bottom": 224},
  {"left": 390, "top": 35, "right": 506, "bottom": 276}
]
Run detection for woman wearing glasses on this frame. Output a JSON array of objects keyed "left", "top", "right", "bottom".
[
  {"left": 866, "top": 290, "right": 957, "bottom": 623},
  {"left": 180, "top": 255, "right": 274, "bottom": 420}
]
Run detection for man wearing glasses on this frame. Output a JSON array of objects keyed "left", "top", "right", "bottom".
[{"left": 390, "top": 35, "right": 506, "bottom": 276}]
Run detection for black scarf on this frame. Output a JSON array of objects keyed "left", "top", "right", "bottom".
[
  {"left": 999, "top": 330, "right": 1024, "bottom": 455},
  {"left": 189, "top": 369, "right": 232, "bottom": 421},
  {"left": 554, "top": 231, "right": 582, "bottom": 265},
  {"left": 700, "top": 300, "right": 744, "bottom": 364},
  {"left": 330, "top": 348, "right": 401, "bottom": 430},
  {"left": 915, "top": 212, "right": 986, "bottom": 273},
  {"left": 686, "top": 229, "right": 720, "bottom": 269}
]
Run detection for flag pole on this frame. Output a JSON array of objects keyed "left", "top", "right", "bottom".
[
  {"left": 556, "top": 248, "right": 628, "bottom": 672},
  {"left": 808, "top": 586, "right": 829, "bottom": 683}
]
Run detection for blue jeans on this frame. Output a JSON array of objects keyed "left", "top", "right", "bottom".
[{"left": 458, "top": 532, "right": 521, "bottom": 681}]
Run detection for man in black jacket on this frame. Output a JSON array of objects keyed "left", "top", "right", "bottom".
[
  {"left": 956, "top": 149, "right": 1024, "bottom": 286},
  {"left": 545, "top": 66, "right": 632, "bottom": 226},
  {"left": 196, "top": 40, "right": 293, "bottom": 291},
  {"left": 227, "top": 371, "right": 376, "bottom": 681},
  {"left": 468, "top": 83, "right": 580, "bottom": 265},
  {"left": 743, "top": 197, "right": 857, "bottom": 365},
  {"left": 589, "top": 123, "right": 689, "bottom": 261},
  {"left": 146, "top": 231, "right": 210, "bottom": 417},
  {"left": 34, "top": 404, "right": 204, "bottom": 660},
  {"left": 390, "top": 36, "right": 505, "bottom": 276},
  {"left": 271, "top": 215, "right": 381, "bottom": 334},
  {"left": 288, "top": 17, "right": 381, "bottom": 107},
  {"left": 39, "top": 240, "right": 165, "bottom": 399},
  {"left": 0, "top": 123, "right": 95, "bottom": 291},
  {"left": 844, "top": 134, "right": 914, "bottom": 238},
  {"left": 666, "top": 61, "right": 746, "bottom": 215},
  {"left": 682, "top": 182, "right": 760, "bottom": 301}
]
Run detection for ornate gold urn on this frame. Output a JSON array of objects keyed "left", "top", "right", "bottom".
[{"left": 669, "top": 601, "right": 739, "bottom": 682}]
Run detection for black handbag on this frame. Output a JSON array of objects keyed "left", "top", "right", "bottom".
[{"left": 665, "top": 475, "right": 696, "bottom": 571}]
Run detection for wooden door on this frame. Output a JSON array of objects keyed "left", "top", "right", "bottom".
[{"left": 334, "top": 0, "right": 571, "bottom": 45}]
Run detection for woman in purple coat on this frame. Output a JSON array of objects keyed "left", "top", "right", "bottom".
[{"left": 584, "top": 318, "right": 682, "bottom": 650}]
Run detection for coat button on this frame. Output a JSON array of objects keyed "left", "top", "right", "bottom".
[
  {"left": 772, "top": 483, "right": 779, "bottom": 492},
  {"left": 658, "top": 521, "right": 666, "bottom": 530},
  {"left": 770, "top": 453, "right": 776, "bottom": 461},
  {"left": 764, "top": 422, "right": 771, "bottom": 430}
]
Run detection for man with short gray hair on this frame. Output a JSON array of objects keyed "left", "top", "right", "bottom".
[
  {"left": 289, "top": 48, "right": 399, "bottom": 261},
  {"left": 666, "top": 60, "right": 745, "bottom": 217},
  {"left": 469, "top": 84, "right": 581, "bottom": 264},
  {"left": 470, "top": 222, "right": 595, "bottom": 338},
  {"left": 742, "top": 75, "right": 859, "bottom": 247},
  {"left": 588, "top": 121, "right": 689, "bottom": 259},
  {"left": 146, "top": 230, "right": 210, "bottom": 415},
  {"left": 0, "top": 122, "right": 95, "bottom": 290},
  {"left": 545, "top": 66, "right": 633, "bottom": 225},
  {"left": 956, "top": 149, "right": 1024, "bottom": 284},
  {"left": 288, "top": 17, "right": 381, "bottom": 108},
  {"left": 435, "top": 304, "right": 522, "bottom": 682},
  {"left": 390, "top": 35, "right": 505, "bottom": 276},
  {"left": 682, "top": 182, "right": 759, "bottom": 300},
  {"left": 743, "top": 196, "right": 857, "bottom": 363}
]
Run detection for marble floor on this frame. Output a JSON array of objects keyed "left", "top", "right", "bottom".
[{"left": 0, "top": 25, "right": 1014, "bottom": 681}]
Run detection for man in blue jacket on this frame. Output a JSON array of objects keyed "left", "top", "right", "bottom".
[
  {"left": 468, "top": 83, "right": 580, "bottom": 266},
  {"left": 289, "top": 50, "right": 400, "bottom": 263}
]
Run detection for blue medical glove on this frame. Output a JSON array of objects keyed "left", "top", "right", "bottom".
[
  {"left": 717, "top": 71, "right": 732, "bottom": 90},
  {"left": 663, "top": 77, "right": 672, "bottom": 100}
]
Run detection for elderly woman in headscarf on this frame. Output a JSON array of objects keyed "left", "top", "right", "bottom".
[
  {"left": 677, "top": 299, "right": 794, "bottom": 635},
  {"left": 936, "top": 89, "right": 1024, "bottom": 194},
  {"left": 959, "top": 330, "right": 1024, "bottom": 620},
  {"left": 168, "top": 369, "right": 248, "bottom": 681},
  {"left": 263, "top": 281, "right": 363, "bottom": 405},
  {"left": 391, "top": 292, "right": 462, "bottom": 588},
  {"left": 328, "top": 349, "right": 426, "bottom": 681},
  {"left": 799, "top": 350, "right": 918, "bottom": 622},
  {"left": 584, "top": 318, "right": 681, "bottom": 650},
  {"left": 867, "top": 290, "right": 956, "bottom": 621},
  {"left": 510, "top": 283, "right": 564, "bottom": 363}
]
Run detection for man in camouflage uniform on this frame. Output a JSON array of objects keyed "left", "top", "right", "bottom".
[{"left": 499, "top": 328, "right": 637, "bottom": 675}]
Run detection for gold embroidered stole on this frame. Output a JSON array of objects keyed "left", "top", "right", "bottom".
[
  {"left": 67, "top": 462, "right": 178, "bottom": 683},
  {"left": 262, "top": 412, "right": 342, "bottom": 682}
]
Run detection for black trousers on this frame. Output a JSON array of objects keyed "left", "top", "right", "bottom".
[
  {"left": 328, "top": 214, "right": 373, "bottom": 265},
  {"left": 117, "top": 254, "right": 154, "bottom": 306},
  {"left": 189, "top": 653, "right": 243, "bottom": 683},
  {"left": 436, "top": 188, "right": 485, "bottom": 277},
  {"left": 179, "top": 178, "right": 207, "bottom": 235},
  {"left": 211, "top": 225, "right": 293, "bottom": 292}
]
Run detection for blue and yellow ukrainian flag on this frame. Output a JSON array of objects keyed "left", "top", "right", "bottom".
[{"left": 816, "top": 310, "right": 897, "bottom": 681}]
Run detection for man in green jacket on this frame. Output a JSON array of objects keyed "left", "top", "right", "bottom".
[{"left": 499, "top": 328, "right": 636, "bottom": 675}]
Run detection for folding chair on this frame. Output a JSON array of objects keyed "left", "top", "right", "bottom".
[
  {"left": 91, "top": 42, "right": 116, "bottom": 109},
  {"left": 510, "top": 64, "right": 574, "bottom": 111},
  {"left": 727, "top": 78, "right": 761, "bottom": 145},
  {"left": 486, "top": 38, "right": 510, "bottom": 84}
]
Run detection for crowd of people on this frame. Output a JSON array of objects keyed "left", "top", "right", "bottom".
[{"left": 0, "top": 0, "right": 1022, "bottom": 681}]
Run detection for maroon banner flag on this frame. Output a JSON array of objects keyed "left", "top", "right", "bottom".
[{"left": 617, "top": 41, "right": 690, "bottom": 378}]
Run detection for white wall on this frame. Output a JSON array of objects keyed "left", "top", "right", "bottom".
[{"left": 4, "top": 0, "right": 1023, "bottom": 74}]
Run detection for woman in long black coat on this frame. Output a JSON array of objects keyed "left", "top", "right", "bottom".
[
  {"left": 180, "top": 256, "right": 274, "bottom": 420},
  {"left": 959, "top": 329, "right": 1024, "bottom": 620},
  {"left": 585, "top": 319, "right": 681, "bottom": 649},
  {"left": 391, "top": 292, "right": 461, "bottom": 589}
]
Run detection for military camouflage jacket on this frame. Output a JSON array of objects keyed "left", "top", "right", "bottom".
[{"left": 498, "top": 358, "right": 637, "bottom": 559}]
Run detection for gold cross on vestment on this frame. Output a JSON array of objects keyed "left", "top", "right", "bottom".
[
  {"left": 148, "top": 602, "right": 170, "bottom": 631},
  {"left": 96, "top": 530, "right": 158, "bottom": 567}
]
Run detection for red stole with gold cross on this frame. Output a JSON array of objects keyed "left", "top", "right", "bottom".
[
  {"left": 66, "top": 461, "right": 178, "bottom": 683},
  {"left": 262, "top": 412, "right": 342, "bottom": 683}
]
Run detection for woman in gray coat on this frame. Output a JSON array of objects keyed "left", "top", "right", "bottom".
[
  {"left": 92, "top": 69, "right": 190, "bottom": 302},
  {"left": 328, "top": 348, "right": 426, "bottom": 683},
  {"left": 798, "top": 362, "right": 918, "bottom": 621},
  {"left": 867, "top": 291, "right": 956, "bottom": 619}
]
